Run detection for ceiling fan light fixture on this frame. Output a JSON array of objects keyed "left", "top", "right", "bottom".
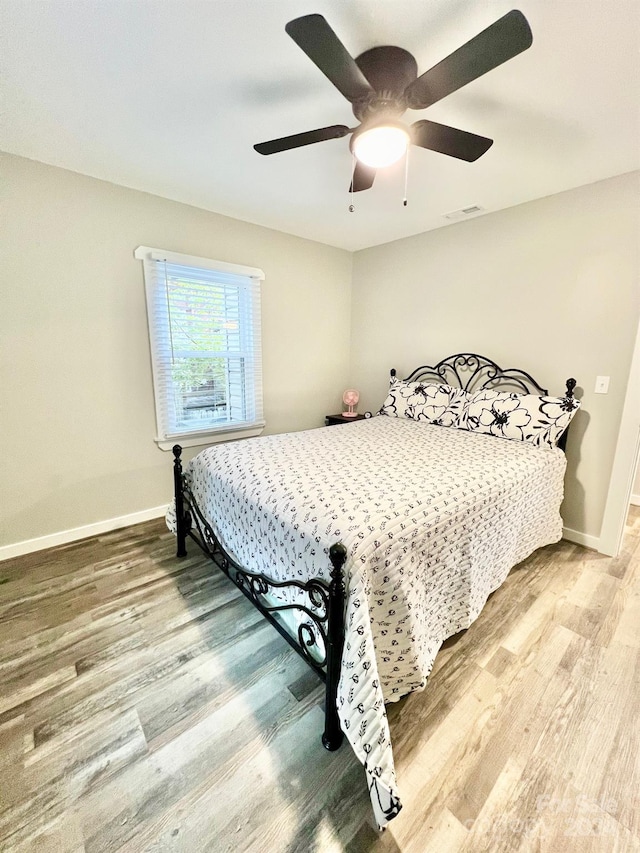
[{"left": 351, "top": 123, "right": 410, "bottom": 168}]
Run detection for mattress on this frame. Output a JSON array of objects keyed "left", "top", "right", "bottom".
[{"left": 167, "top": 415, "right": 567, "bottom": 826}]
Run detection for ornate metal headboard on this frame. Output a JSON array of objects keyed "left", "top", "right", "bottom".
[{"left": 390, "top": 353, "right": 577, "bottom": 450}]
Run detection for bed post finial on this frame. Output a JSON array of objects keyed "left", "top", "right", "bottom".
[
  {"left": 173, "top": 444, "right": 188, "bottom": 558},
  {"left": 565, "top": 378, "right": 577, "bottom": 398},
  {"left": 322, "top": 541, "right": 347, "bottom": 752}
]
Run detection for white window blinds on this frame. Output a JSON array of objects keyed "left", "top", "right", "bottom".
[{"left": 136, "top": 247, "right": 264, "bottom": 446}]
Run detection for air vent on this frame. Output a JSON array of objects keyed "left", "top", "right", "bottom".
[{"left": 443, "top": 205, "right": 485, "bottom": 221}]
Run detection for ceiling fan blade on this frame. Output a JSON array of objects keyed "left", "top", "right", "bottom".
[
  {"left": 411, "top": 120, "right": 493, "bottom": 161},
  {"left": 349, "top": 161, "right": 376, "bottom": 192},
  {"left": 405, "top": 10, "right": 532, "bottom": 110},
  {"left": 254, "top": 125, "right": 350, "bottom": 155},
  {"left": 285, "top": 14, "right": 374, "bottom": 103}
]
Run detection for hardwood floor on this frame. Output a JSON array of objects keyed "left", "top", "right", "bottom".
[{"left": 0, "top": 509, "right": 638, "bottom": 852}]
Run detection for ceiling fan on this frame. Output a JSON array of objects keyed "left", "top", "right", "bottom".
[{"left": 254, "top": 11, "right": 533, "bottom": 192}]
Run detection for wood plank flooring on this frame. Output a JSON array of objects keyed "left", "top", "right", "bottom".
[{"left": 0, "top": 508, "right": 638, "bottom": 852}]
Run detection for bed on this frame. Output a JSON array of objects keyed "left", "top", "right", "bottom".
[{"left": 167, "top": 352, "right": 579, "bottom": 827}]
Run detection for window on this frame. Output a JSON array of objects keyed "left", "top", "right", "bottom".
[{"left": 136, "top": 246, "right": 264, "bottom": 449}]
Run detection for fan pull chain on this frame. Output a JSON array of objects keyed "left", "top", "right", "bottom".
[
  {"left": 349, "top": 152, "right": 355, "bottom": 213},
  {"left": 403, "top": 146, "right": 410, "bottom": 207}
]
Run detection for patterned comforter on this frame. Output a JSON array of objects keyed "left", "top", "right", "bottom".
[{"left": 167, "top": 416, "right": 566, "bottom": 826}]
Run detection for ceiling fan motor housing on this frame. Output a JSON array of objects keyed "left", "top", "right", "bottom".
[{"left": 352, "top": 46, "right": 418, "bottom": 121}]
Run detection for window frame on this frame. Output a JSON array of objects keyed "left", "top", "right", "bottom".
[{"left": 135, "top": 246, "right": 265, "bottom": 450}]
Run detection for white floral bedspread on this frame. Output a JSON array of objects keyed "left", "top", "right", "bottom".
[{"left": 167, "top": 416, "right": 566, "bottom": 826}]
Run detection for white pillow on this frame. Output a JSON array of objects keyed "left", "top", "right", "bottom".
[
  {"left": 462, "top": 388, "right": 581, "bottom": 448},
  {"left": 379, "top": 381, "right": 468, "bottom": 427}
]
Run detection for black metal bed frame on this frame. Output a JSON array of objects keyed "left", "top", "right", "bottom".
[
  {"left": 171, "top": 352, "right": 577, "bottom": 753},
  {"left": 394, "top": 352, "right": 577, "bottom": 451},
  {"left": 172, "top": 445, "right": 347, "bottom": 751}
]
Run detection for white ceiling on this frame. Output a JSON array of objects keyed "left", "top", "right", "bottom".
[{"left": 2, "top": 0, "right": 639, "bottom": 251}]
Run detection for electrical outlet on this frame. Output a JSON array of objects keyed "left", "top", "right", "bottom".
[{"left": 595, "top": 376, "right": 610, "bottom": 394}]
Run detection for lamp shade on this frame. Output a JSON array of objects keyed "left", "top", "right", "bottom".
[{"left": 352, "top": 124, "right": 410, "bottom": 168}]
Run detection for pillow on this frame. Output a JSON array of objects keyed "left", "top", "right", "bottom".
[
  {"left": 461, "top": 388, "right": 581, "bottom": 448},
  {"left": 379, "top": 381, "right": 468, "bottom": 427}
]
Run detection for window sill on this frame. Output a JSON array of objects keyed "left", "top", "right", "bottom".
[{"left": 155, "top": 422, "right": 266, "bottom": 451}]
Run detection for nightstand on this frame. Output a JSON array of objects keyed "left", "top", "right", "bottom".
[{"left": 325, "top": 413, "right": 368, "bottom": 426}]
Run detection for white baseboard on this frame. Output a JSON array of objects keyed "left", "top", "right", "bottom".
[
  {"left": 631, "top": 493, "right": 640, "bottom": 507},
  {"left": 562, "top": 526, "right": 600, "bottom": 551},
  {"left": 0, "top": 505, "right": 168, "bottom": 562},
  {"left": 0, "top": 513, "right": 612, "bottom": 563}
]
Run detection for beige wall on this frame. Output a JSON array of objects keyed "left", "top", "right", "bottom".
[
  {"left": 2, "top": 155, "right": 638, "bottom": 550},
  {"left": 1, "top": 154, "right": 352, "bottom": 547},
  {"left": 350, "top": 172, "right": 640, "bottom": 540}
]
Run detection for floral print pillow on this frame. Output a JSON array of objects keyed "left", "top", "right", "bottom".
[
  {"left": 462, "top": 389, "right": 581, "bottom": 448},
  {"left": 379, "top": 381, "right": 468, "bottom": 427}
]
